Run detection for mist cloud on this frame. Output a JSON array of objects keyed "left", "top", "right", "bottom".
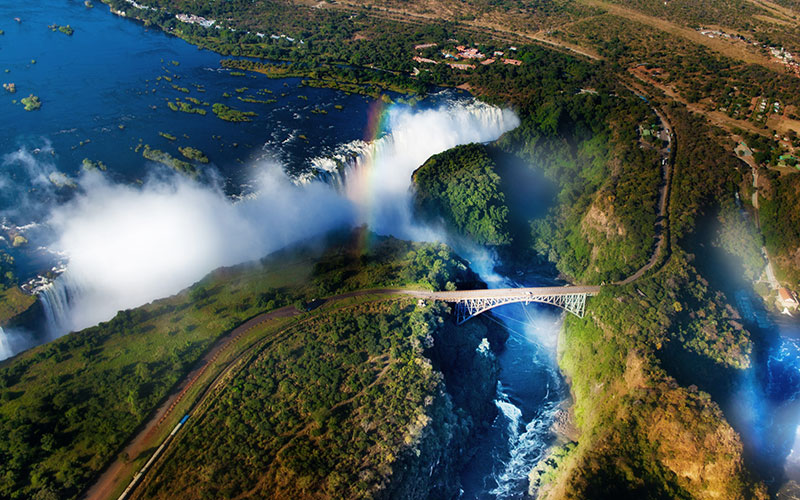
[
  {"left": 46, "top": 166, "right": 354, "bottom": 332},
  {"left": 1, "top": 143, "right": 69, "bottom": 220},
  {"left": 38, "top": 98, "right": 519, "bottom": 338}
]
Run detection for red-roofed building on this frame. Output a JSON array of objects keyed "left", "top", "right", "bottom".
[
  {"left": 448, "top": 62, "right": 475, "bottom": 70},
  {"left": 779, "top": 288, "right": 798, "bottom": 309},
  {"left": 413, "top": 56, "right": 438, "bottom": 64},
  {"left": 502, "top": 58, "right": 522, "bottom": 66}
]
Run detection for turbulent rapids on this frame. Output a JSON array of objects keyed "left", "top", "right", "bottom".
[{"left": 7, "top": 95, "right": 570, "bottom": 498}]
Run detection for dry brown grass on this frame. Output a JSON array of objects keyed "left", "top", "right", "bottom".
[
  {"left": 747, "top": 0, "right": 799, "bottom": 22},
  {"left": 576, "top": 0, "right": 786, "bottom": 70}
]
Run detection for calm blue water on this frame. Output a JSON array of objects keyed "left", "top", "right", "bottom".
[
  {"left": 0, "top": 0, "right": 462, "bottom": 280},
  {"left": 7, "top": 2, "right": 799, "bottom": 497},
  {"left": 0, "top": 3, "right": 562, "bottom": 498},
  {"left": 0, "top": 0, "right": 379, "bottom": 190}
]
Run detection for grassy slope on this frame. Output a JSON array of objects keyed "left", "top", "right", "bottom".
[
  {"left": 0, "top": 287, "right": 37, "bottom": 327},
  {"left": 6, "top": 1, "right": 790, "bottom": 497},
  {"left": 0, "top": 231, "right": 478, "bottom": 500},
  {"left": 136, "top": 299, "right": 494, "bottom": 499}
]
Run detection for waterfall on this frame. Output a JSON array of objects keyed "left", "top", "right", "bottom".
[
  {"left": 307, "top": 99, "right": 520, "bottom": 239},
  {"left": 23, "top": 97, "right": 519, "bottom": 354},
  {"left": 38, "top": 273, "right": 83, "bottom": 339},
  {"left": 0, "top": 327, "right": 12, "bottom": 360},
  {"left": 307, "top": 99, "right": 560, "bottom": 498},
  {"left": 0, "top": 326, "right": 32, "bottom": 361}
]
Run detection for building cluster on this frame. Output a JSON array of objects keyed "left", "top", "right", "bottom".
[
  {"left": 175, "top": 13, "right": 216, "bottom": 28},
  {"left": 770, "top": 47, "right": 800, "bottom": 78},
  {"left": 455, "top": 45, "right": 485, "bottom": 59},
  {"left": 269, "top": 34, "right": 296, "bottom": 42},
  {"left": 448, "top": 62, "right": 475, "bottom": 70},
  {"left": 123, "top": 0, "right": 155, "bottom": 11},
  {"left": 697, "top": 28, "right": 800, "bottom": 78},
  {"left": 413, "top": 56, "right": 438, "bottom": 65},
  {"left": 698, "top": 29, "right": 750, "bottom": 43},
  {"left": 412, "top": 43, "right": 522, "bottom": 70},
  {"left": 778, "top": 287, "right": 799, "bottom": 311}
]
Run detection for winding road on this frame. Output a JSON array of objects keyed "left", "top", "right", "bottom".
[
  {"left": 617, "top": 103, "right": 674, "bottom": 285},
  {"left": 86, "top": 289, "right": 438, "bottom": 500}
]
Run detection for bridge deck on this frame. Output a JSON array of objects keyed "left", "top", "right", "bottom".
[
  {"left": 415, "top": 285, "right": 602, "bottom": 302},
  {"left": 404, "top": 286, "right": 601, "bottom": 324}
]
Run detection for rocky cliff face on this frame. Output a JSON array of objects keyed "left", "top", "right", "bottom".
[
  {"left": 385, "top": 315, "right": 503, "bottom": 499},
  {"left": 528, "top": 303, "right": 767, "bottom": 500}
]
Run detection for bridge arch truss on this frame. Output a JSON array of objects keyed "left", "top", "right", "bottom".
[{"left": 452, "top": 292, "right": 590, "bottom": 325}]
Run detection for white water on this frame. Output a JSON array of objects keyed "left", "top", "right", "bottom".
[
  {"left": 309, "top": 99, "right": 520, "bottom": 240},
  {"left": 463, "top": 280, "right": 565, "bottom": 499},
  {"left": 0, "top": 326, "right": 31, "bottom": 361},
  {"left": 37, "top": 97, "right": 519, "bottom": 341},
  {"left": 496, "top": 388, "right": 524, "bottom": 438},
  {"left": 307, "top": 103, "right": 569, "bottom": 497},
  {"left": 490, "top": 383, "right": 561, "bottom": 498},
  {"left": 39, "top": 273, "right": 83, "bottom": 338},
  {"left": 26, "top": 95, "right": 560, "bottom": 496},
  {"left": 453, "top": 243, "right": 565, "bottom": 498}
]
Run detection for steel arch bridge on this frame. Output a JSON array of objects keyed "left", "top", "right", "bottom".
[{"left": 415, "top": 286, "right": 601, "bottom": 325}]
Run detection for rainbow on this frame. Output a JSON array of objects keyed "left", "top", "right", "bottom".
[{"left": 353, "top": 98, "right": 392, "bottom": 250}]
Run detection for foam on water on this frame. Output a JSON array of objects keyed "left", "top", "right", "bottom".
[{"left": 459, "top": 251, "right": 566, "bottom": 498}]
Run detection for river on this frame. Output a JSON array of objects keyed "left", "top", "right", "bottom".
[
  {"left": 691, "top": 213, "right": 800, "bottom": 496},
  {"left": 9, "top": 2, "right": 798, "bottom": 498},
  {"left": 0, "top": 0, "right": 465, "bottom": 281},
  {"left": 0, "top": 2, "right": 565, "bottom": 497}
]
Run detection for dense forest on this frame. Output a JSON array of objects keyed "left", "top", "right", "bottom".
[
  {"left": 138, "top": 301, "right": 498, "bottom": 499},
  {"left": 535, "top": 104, "right": 764, "bottom": 499},
  {"left": 6, "top": 0, "right": 797, "bottom": 497},
  {"left": 759, "top": 171, "right": 800, "bottom": 285},
  {"left": 413, "top": 143, "right": 512, "bottom": 246},
  {"left": 499, "top": 90, "right": 660, "bottom": 283}
]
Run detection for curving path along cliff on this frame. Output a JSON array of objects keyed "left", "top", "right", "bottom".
[
  {"left": 616, "top": 102, "right": 675, "bottom": 286},
  {"left": 85, "top": 289, "right": 431, "bottom": 500}
]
